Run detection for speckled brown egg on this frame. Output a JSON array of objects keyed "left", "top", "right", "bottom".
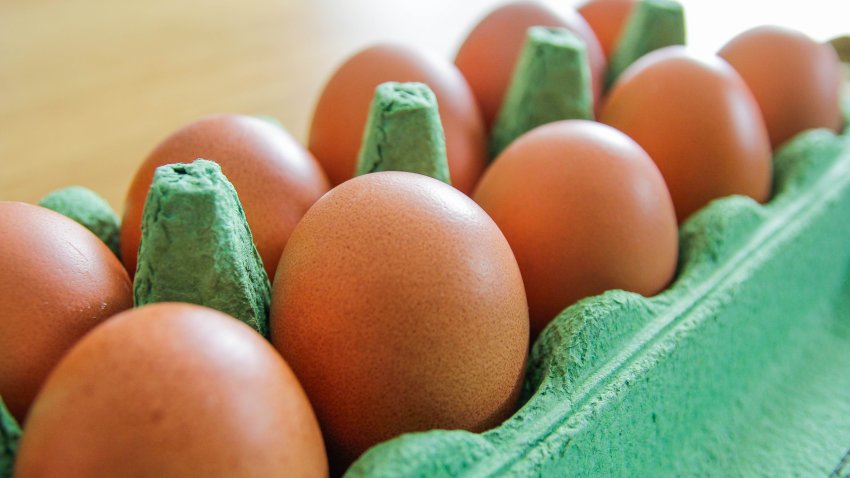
[
  {"left": 473, "top": 120, "right": 678, "bottom": 338},
  {"left": 0, "top": 201, "right": 132, "bottom": 424},
  {"left": 600, "top": 47, "right": 773, "bottom": 223},
  {"left": 122, "top": 114, "right": 330, "bottom": 280},
  {"left": 14, "top": 303, "right": 328, "bottom": 478},
  {"left": 270, "top": 171, "right": 529, "bottom": 470}
]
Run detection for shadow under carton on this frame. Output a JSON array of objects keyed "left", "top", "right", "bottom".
[{"left": 347, "top": 123, "right": 850, "bottom": 477}]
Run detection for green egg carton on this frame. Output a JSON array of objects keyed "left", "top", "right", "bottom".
[{"left": 346, "top": 117, "right": 850, "bottom": 476}]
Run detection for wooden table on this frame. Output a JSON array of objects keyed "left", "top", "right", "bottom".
[{"left": 1, "top": 0, "right": 845, "bottom": 211}]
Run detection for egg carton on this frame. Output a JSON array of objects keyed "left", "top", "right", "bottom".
[{"left": 342, "top": 111, "right": 850, "bottom": 476}]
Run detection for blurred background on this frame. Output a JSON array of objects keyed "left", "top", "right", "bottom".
[{"left": 1, "top": 0, "right": 846, "bottom": 211}]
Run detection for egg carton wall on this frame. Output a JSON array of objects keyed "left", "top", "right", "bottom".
[{"left": 343, "top": 115, "right": 850, "bottom": 476}]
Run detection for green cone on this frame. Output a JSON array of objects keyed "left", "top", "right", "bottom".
[
  {"left": 489, "top": 26, "right": 594, "bottom": 158},
  {"left": 39, "top": 185, "right": 121, "bottom": 257},
  {"left": 134, "top": 159, "right": 271, "bottom": 337},
  {"left": 356, "top": 82, "right": 451, "bottom": 184},
  {"left": 606, "top": 0, "right": 686, "bottom": 90},
  {"left": 0, "top": 397, "right": 20, "bottom": 478}
]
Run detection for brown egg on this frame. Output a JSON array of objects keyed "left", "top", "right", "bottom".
[
  {"left": 473, "top": 120, "right": 678, "bottom": 338},
  {"left": 308, "top": 43, "right": 487, "bottom": 194},
  {"left": 0, "top": 201, "right": 132, "bottom": 423},
  {"left": 718, "top": 25, "right": 843, "bottom": 149},
  {"left": 122, "top": 114, "right": 330, "bottom": 280},
  {"left": 577, "top": 0, "right": 636, "bottom": 60},
  {"left": 600, "top": 47, "right": 773, "bottom": 223},
  {"left": 270, "top": 171, "right": 529, "bottom": 470},
  {"left": 14, "top": 303, "right": 328, "bottom": 478},
  {"left": 454, "top": 1, "right": 606, "bottom": 128}
]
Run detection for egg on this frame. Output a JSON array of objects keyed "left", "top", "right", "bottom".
[
  {"left": 718, "top": 25, "right": 843, "bottom": 149},
  {"left": 600, "top": 47, "right": 772, "bottom": 223},
  {"left": 14, "top": 303, "right": 328, "bottom": 478},
  {"left": 454, "top": 1, "right": 606, "bottom": 128},
  {"left": 473, "top": 120, "right": 678, "bottom": 338},
  {"left": 270, "top": 171, "right": 529, "bottom": 470},
  {"left": 0, "top": 201, "right": 132, "bottom": 423},
  {"left": 578, "top": 0, "right": 636, "bottom": 60},
  {"left": 308, "top": 43, "right": 487, "bottom": 194},
  {"left": 121, "top": 114, "right": 330, "bottom": 280}
]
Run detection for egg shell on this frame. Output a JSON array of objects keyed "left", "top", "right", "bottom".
[
  {"left": 718, "top": 25, "right": 844, "bottom": 149},
  {"left": 600, "top": 46, "right": 773, "bottom": 223},
  {"left": 473, "top": 120, "right": 678, "bottom": 337},
  {"left": 454, "top": 1, "right": 606, "bottom": 128},
  {"left": 121, "top": 114, "right": 330, "bottom": 280},
  {"left": 14, "top": 303, "right": 328, "bottom": 478},
  {"left": 308, "top": 44, "right": 487, "bottom": 194},
  {"left": 0, "top": 201, "right": 132, "bottom": 423},
  {"left": 270, "top": 171, "right": 529, "bottom": 470},
  {"left": 578, "top": 0, "right": 636, "bottom": 59}
]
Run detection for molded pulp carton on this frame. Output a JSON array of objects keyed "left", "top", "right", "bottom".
[{"left": 347, "top": 118, "right": 850, "bottom": 476}]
